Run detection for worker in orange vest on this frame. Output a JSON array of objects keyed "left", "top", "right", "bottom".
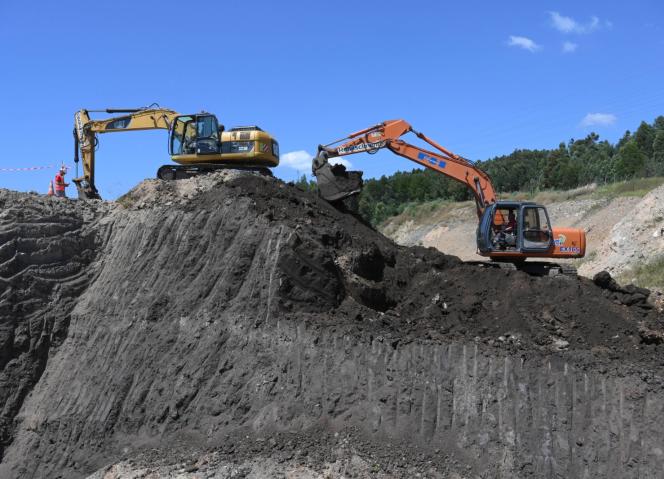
[{"left": 54, "top": 166, "right": 69, "bottom": 198}]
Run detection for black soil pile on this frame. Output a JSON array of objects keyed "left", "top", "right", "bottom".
[
  {"left": 0, "top": 173, "right": 662, "bottom": 478},
  {"left": 212, "top": 174, "right": 662, "bottom": 357}
]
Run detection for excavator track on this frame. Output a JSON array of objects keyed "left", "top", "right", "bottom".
[
  {"left": 468, "top": 260, "right": 577, "bottom": 277},
  {"left": 156, "top": 163, "right": 273, "bottom": 181}
]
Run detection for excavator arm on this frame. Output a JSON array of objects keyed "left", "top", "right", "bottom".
[
  {"left": 73, "top": 107, "right": 179, "bottom": 199},
  {"left": 312, "top": 119, "right": 496, "bottom": 218}
]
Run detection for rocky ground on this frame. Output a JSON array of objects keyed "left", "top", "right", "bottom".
[{"left": 0, "top": 173, "right": 663, "bottom": 478}]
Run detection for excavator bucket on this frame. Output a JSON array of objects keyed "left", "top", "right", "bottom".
[
  {"left": 73, "top": 178, "right": 101, "bottom": 200},
  {"left": 313, "top": 162, "right": 363, "bottom": 203}
]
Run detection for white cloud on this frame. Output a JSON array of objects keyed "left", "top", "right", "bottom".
[
  {"left": 280, "top": 150, "right": 352, "bottom": 172},
  {"left": 507, "top": 35, "right": 541, "bottom": 52},
  {"left": 549, "top": 11, "right": 609, "bottom": 34},
  {"left": 562, "top": 41, "right": 578, "bottom": 53},
  {"left": 280, "top": 150, "right": 313, "bottom": 172},
  {"left": 580, "top": 113, "right": 617, "bottom": 127}
]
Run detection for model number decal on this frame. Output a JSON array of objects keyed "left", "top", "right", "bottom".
[{"left": 337, "top": 140, "right": 386, "bottom": 154}]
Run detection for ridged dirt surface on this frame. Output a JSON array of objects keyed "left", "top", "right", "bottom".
[
  {"left": 0, "top": 173, "right": 663, "bottom": 479},
  {"left": 0, "top": 191, "right": 101, "bottom": 462}
]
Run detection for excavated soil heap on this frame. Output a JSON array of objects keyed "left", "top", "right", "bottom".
[{"left": 0, "top": 172, "right": 663, "bottom": 478}]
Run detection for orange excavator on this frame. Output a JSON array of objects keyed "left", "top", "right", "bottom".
[{"left": 312, "top": 119, "right": 585, "bottom": 275}]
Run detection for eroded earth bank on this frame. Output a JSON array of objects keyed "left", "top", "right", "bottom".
[{"left": 1, "top": 172, "right": 663, "bottom": 478}]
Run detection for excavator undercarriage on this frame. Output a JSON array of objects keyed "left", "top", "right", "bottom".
[{"left": 156, "top": 164, "right": 272, "bottom": 181}]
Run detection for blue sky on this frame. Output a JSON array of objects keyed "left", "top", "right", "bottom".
[{"left": 1, "top": 0, "right": 663, "bottom": 198}]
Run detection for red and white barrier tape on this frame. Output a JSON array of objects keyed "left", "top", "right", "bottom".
[{"left": 0, "top": 164, "right": 70, "bottom": 173}]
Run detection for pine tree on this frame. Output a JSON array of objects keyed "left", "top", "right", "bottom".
[
  {"left": 651, "top": 130, "right": 664, "bottom": 176},
  {"left": 616, "top": 130, "right": 632, "bottom": 149},
  {"left": 634, "top": 121, "right": 656, "bottom": 159},
  {"left": 654, "top": 116, "right": 664, "bottom": 131},
  {"left": 294, "top": 174, "right": 315, "bottom": 191},
  {"left": 615, "top": 140, "right": 647, "bottom": 179}
]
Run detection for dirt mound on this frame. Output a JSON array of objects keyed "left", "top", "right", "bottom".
[{"left": 0, "top": 174, "right": 663, "bottom": 478}]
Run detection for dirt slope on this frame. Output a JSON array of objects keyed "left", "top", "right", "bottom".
[
  {"left": 0, "top": 174, "right": 663, "bottom": 478},
  {"left": 581, "top": 185, "right": 664, "bottom": 278},
  {"left": 0, "top": 191, "right": 103, "bottom": 461}
]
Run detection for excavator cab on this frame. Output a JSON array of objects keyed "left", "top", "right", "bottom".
[
  {"left": 169, "top": 114, "right": 221, "bottom": 157},
  {"left": 168, "top": 113, "right": 279, "bottom": 168},
  {"left": 477, "top": 201, "right": 555, "bottom": 256}
]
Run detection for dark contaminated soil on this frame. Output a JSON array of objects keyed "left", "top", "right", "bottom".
[{"left": 0, "top": 173, "right": 663, "bottom": 478}]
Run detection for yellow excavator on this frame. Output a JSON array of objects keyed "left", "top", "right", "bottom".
[{"left": 73, "top": 106, "right": 279, "bottom": 199}]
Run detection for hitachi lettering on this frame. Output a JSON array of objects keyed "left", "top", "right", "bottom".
[
  {"left": 417, "top": 152, "right": 446, "bottom": 168},
  {"left": 337, "top": 141, "right": 386, "bottom": 154}
]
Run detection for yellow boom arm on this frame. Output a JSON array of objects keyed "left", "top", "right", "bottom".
[{"left": 73, "top": 107, "right": 179, "bottom": 199}]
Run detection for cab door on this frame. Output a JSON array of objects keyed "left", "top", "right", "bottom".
[
  {"left": 476, "top": 204, "right": 495, "bottom": 254},
  {"left": 519, "top": 205, "right": 554, "bottom": 253},
  {"left": 169, "top": 115, "right": 192, "bottom": 156}
]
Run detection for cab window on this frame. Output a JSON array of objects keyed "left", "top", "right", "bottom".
[
  {"left": 170, "top": 115, "right": 219, "bottom": 155},
  {"left": 522, "top": 206, "right": 551, "bottom": 249},
  {"left": 193, "top": 115, "right": 219, "bottom": 154},
  {"left": 196, "top": 115, "right": 219, "bottom": 140}
]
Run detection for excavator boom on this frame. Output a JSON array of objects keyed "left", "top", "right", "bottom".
[
  {"left": 73, "top": 107, "right": 181, "bottom": 199},
  {"left": 313, "top": 119, "right": 496, "bottom": 218}
]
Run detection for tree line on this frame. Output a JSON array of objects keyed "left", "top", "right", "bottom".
[{"left": 351, "top": 116, "right": 664, "bottom": 224}]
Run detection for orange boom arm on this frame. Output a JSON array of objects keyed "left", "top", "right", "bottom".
[{"left": 313, "top": 119, "right": 496, "bottom": 218}]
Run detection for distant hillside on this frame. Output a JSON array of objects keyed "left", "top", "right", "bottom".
[{"left": 359, "top": 115, "right": 664, "bottom": 225}]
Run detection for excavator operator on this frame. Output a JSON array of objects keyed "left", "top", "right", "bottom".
[
  {"left": 492, "top": 209, "right": 518, "bottom": 250},
  {"left": 506, "top": 210, "right": 517, "bottom": 233}
]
